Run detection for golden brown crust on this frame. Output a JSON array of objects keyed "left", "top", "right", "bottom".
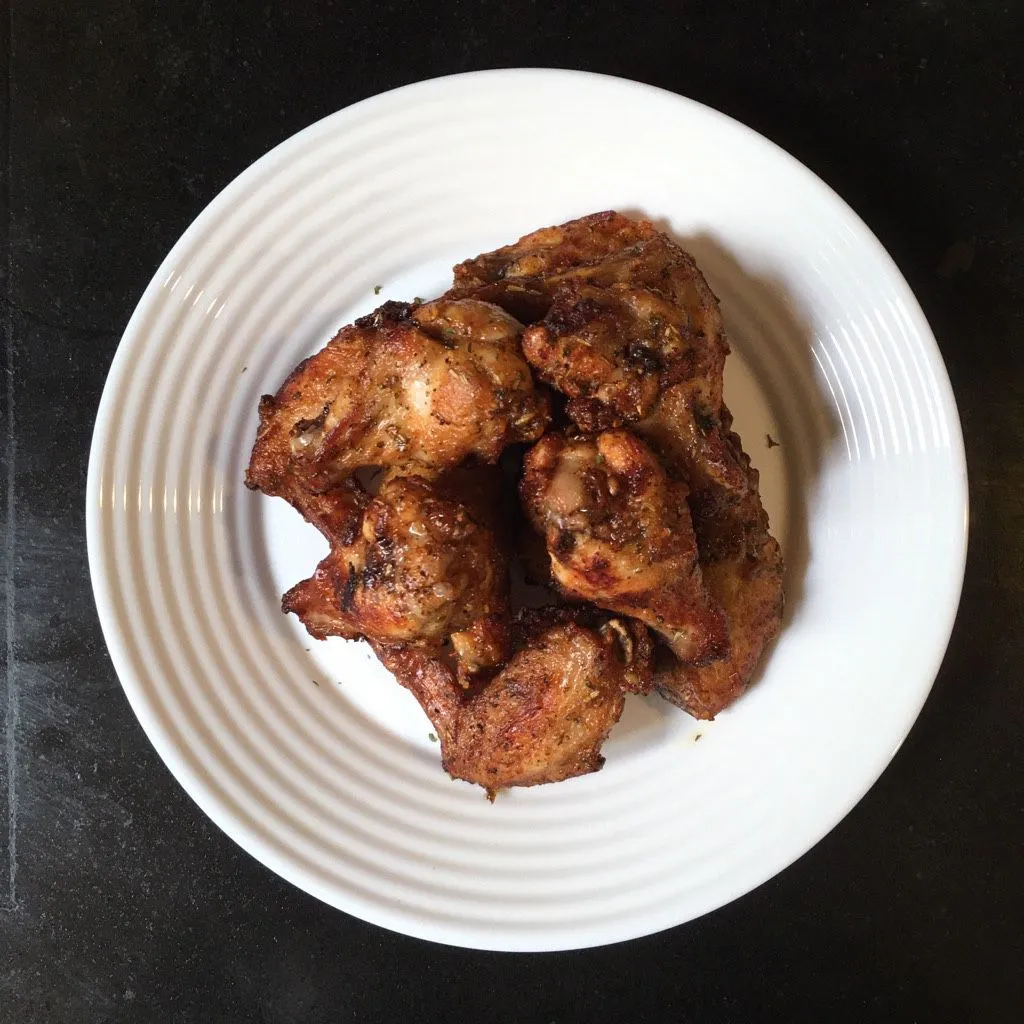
[
  {"left": 373, "top": 607, "right": 653, "bottom": 795},
  {"left": 653, "top": 422, "right": 784, "bottom": 718},
  {"left": 283, "top": 469, "right": 511, "bottom": 672},
  {"left": 451, "top": 211, "right": 658, "bottom": 295},
  {"left": 246, "top": 297, "right": 551, "bottom": 676},
  {"left": 635, "top": 386, "right": 752, "bottom": 499},
  {"left": 453, "top": 212, "right": 728, "bottom": 432},
  {"left": 248, "top": 210, "right": 786, "bottom": 791},
  {"left": 245, "top": 298, "right": 549, "bottom": 498},
  {"left": 655, "top": 535, "right": 783, "bottom": 719},
  {"left": 521, "top": 283, "right": 701, "bottom": 429},
  {"left": 458, "top": 211, "right": 783, "bottom": 718},
  {"left": 280, "top": 549, "right": 361, "bottom": 642},
  {"left": 521, "top": 430, "right": 729, "bottom": 665},
  {"left": 512, "top": 605, "right": 655, "bottom": 695}
]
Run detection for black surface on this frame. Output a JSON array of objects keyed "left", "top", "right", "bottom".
[{"left": 2, "top": 2, "right": 1022, "bottom": 1021}]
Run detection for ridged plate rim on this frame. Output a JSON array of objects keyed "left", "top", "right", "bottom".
[{"left": 86, "top": 69, "right": 968, "bottom": 951}]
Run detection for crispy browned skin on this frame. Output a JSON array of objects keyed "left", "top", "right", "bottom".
[
  {"left": 245, "top": 298, "right": 549, "bottom": 502},
  {"left": 283, "top": 469, "right": 510, "bottom": 674},
  {"left": 635, "top": 387, "right": 752, "bottom": 499},
  {"left": 373, "top": 608, "right": 653, "bottom": 796},
  {"left": 280, "top": 548, "right": 359, "bottom": 641},
  {"left": 453, "top": 213, "right": 741, "bottom": 493},
  {"left": 507, "top": 606, "right": 654, "bottom": 697},
  {"left": 654, "top": 417, "right": 784, "bottom": 719},
  {"left": 253, "top": 211, "right": 783, "bottom": 768},
  {"left": 458, "top": 211, "right": 783, "bottom": 716},
  {"left": 246, "top": 296, "right": 550, "bottom": 670},
  {"left": 521, "top": 430, "right": 728, "bottom": 664},
  {"left": 272, "top": 477, "right": 370, "bottom": 546},
  {"left": 521, "top": 282, "right": 702, "bottom": 429},
  {"left": 451, "top": 211, "right": 657, "bottom": 294}
]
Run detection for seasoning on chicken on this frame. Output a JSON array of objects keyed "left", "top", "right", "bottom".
[
  {"left": 245, "top": 297, "right": 550, "bottom": 674},
  {"left": 246, "top": 210, "right": 787, "bottom": 791},
  {"left": 283, "top": 468, "right": 511, "bottom": 676},
  {"left": 521, "top": 430, "right": 728, "bottom": 664},
  {"left": 520, "top": 282, "right": 702, "bottom": 430},
  {"left": 652, "top": 417, "right": 784, "bottom": 719},
  {"left": 373, "top": 607, "right": 653, "bottom": 797},
  {"left": 245, "top": 298, "right": 549, "bottom": 501},
  {"left": 451, "top": 210, "right": 661, "bottom": 296},
  {"left": 458, "top": 211, "right": 783, "bottom": 717}
]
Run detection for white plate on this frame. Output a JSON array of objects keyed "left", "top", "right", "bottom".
[{"left": 87, "top": 69, "right": 967, "bottom": 951}]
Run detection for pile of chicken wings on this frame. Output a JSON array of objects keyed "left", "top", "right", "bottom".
[{"left": 246, "top": 212, "right": 783, "bottom": 797}]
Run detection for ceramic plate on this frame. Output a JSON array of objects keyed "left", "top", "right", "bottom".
[{"left": 87, "top": 69, "right": 967, "bottom": 951}]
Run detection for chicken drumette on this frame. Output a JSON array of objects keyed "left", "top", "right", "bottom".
[
  {"left": 282, "top": 469, "right": 511, "bottom": 674},
  {"left": 521, "top": 430, "right": 728, "bottom": 664}
]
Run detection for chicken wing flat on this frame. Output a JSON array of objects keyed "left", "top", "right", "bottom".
[
  {"left": 521, "top": 430, "right": 728, "bottom": 664},
  {"left": 245, "top": 297, "right": 549, "bottom": 504},
  {"left": 283, "top": 469, "right": 510, "bottom": 674},
  {"left": 653, "top": 419, "right": 784, "bottom": 719},
  {"left": 373, "top": 607, "right": 653, "bottom": 796}
]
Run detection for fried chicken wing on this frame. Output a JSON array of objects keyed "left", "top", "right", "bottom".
[
  {"left": 454, "top": 211, "right": 784, "bottom": 717},
  {"left": 451, "top": 210, "right": 657, "bottom": 294},
  {"left": 547, "top": 234, "right": 729, "bottom": 379},
  {"left": 521, "top": 282, "right": 704, "bottom": 430},
  {"left": 452, "top": 212, "right": 737, "bottom": 492},
  {"left": 246, "top": 296, "right": 548, "bottom": 673},
  {"left": 521, "top": 430, "right": 728, "bottom": 664},
  {"left": 248, "top": 210, "right": 786, "bottom": 787},
  {"left": 452, "top": 213, "right": 724, "bottom": 375},
  {"left": 373, "top": 608, "right": 653, "bottom": 796},
  {"left": 245, "top": 298, "right": 549, "bottom": 502},
  {"left": 283, "top": 470, "right": 510, "bottom": 673},
  {"left": 653, "top": 425, "right": 784, "bottom": 718}
]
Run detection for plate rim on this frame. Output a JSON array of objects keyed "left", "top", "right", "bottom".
[{"left": 86, "top": 68, "right": 969, "bottom": 951}]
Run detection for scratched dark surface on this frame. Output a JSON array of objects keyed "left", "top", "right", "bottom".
[{"left": 1, "top": 2, "right": 1023, "bottom": 1021}]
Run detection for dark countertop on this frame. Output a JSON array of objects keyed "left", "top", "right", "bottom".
[{"left": 2, "top": 2, "right": 1022, "bottom": 1021}]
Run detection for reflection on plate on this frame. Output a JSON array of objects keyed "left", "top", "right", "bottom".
[{"left": 87, "top": 70, "right": 967, "bottom": 951}]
